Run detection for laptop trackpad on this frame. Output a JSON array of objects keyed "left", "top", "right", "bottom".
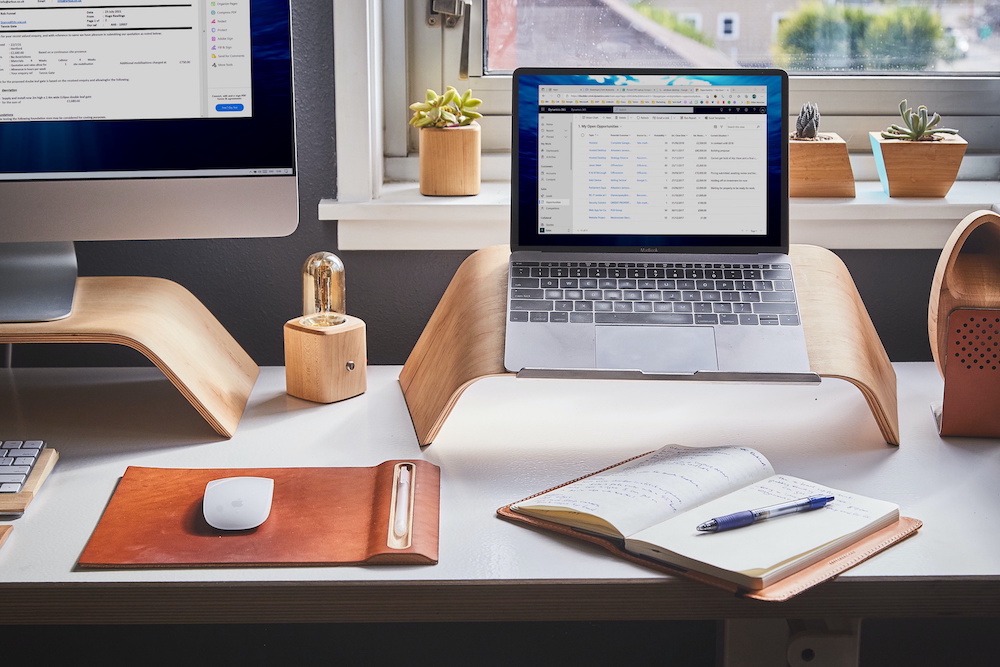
[{"left": 595, "top": 325, "right": 719, "bottom": 373}]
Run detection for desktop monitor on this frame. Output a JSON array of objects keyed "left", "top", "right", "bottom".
[{"left": 0, "top": 0, "right": 298, "bottom": 322}]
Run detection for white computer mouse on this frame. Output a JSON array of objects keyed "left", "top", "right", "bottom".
[{"left": 202, "top": 476, "right": 274, "bottom": 531}]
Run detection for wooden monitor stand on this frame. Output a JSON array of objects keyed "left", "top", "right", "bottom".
[
  {"left": 399, "top": 244, "right": 899, "bottom": 446},
  {"left": 0, "top": 276, "right": 258, "bottom": 439}
]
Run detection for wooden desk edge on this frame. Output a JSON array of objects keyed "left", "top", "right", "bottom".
[{"left": 1, "top": 577, "right": 998, "bottom": 624}]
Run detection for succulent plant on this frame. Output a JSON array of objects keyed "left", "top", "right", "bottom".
[
  {"left": 409, "top": 86, "right": 483, "bottom": 128},
  {"left": 793, "top": 102, "right": 821, "bottom": 139},
  {"left": 881, "top": 99, "right": 958, "bottom": 141}
]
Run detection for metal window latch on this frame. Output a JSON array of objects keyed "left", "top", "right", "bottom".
[
  {"left": 427, "top": 0, "right": 466, "bottom": 27},
  {"left": 427, "top": 0, "right": 472, "bottom": 79}
]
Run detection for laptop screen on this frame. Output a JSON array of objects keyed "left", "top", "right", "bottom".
[{"left": 512, "top": 68, "right": 788, "bottom": 254}]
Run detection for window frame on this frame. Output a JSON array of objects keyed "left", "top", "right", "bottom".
[{"left": 336, "top": 0, "right": 1000, "bottom": 203}]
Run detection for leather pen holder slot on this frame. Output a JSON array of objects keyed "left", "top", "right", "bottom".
[
  {"left": 387, "top": 462, "right": 415, "bottom": 550},
  {"left": 283, "top": 314, "right": 367, "bottom": 403}
]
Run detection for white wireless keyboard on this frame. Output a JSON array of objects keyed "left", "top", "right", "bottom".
[{"left": 0, "top": 441, "right": 46, "bottom": 493}]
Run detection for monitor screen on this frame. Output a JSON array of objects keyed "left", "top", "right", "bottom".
[
  {"left": 0, "top": 0, "right": 297, "bottom": 241},
  {"left": 0, "top": 0, "right": 297, "bottom": 321},
  {"left": 512, "top": 68, "right": 787, "bottom": 253}
]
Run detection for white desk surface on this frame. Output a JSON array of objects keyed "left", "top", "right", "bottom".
[{"left": 2, "top": 363, "right": 998, "bottom": 623}]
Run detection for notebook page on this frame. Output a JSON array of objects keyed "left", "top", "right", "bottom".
[
  {"left": 512, "top": 445, "right": 774, "bottom": 538},
  {"left": 626, "top": 475, "right": 899, "bottom": 576}
]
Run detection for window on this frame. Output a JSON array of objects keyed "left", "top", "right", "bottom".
[
  {"left": 678, "top": 13, "right": 703, "bottom": 33},
  {"left": 407, "top": 0, "right": 1000, "bottom": 156},
  {"left": 337, "top": 0, "right": 1000, "bottom": 202},
  {"left": 329, "top": 1, "right": 1000, "bottom": 252},
  {"left": 718, "top": 13, "right": 739, "bottom": 41},
  {"left": 773, "top": 13, "right": 790, "bottom": 40}
]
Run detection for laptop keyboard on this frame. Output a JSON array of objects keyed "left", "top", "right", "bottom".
[
  {"left": 0, "top": 440, "right": 46, "bottom": 493},
  {"left": 509, "top": 261, "right": 800, "bottom": 326}
]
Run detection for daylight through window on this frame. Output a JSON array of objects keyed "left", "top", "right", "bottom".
[{"left": 485, "top": 0, "right": 999, "bottom": 74}]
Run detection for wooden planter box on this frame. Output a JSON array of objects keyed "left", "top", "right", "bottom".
[
  {"left": 869, "top": 132, "right": 967, "bottom": 198},
  {"left": 789, "top": 132, "right": 855, "bottom": 198},
  {"left": 418, "top": 122, "right": 481, "bottom": 196}
]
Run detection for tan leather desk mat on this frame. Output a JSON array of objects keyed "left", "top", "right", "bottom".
[{"left": 79, "top": 460, "right": 439, "bottom": 568}]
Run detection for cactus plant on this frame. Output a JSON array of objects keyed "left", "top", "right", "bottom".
[
  {"left": 793, "top": 102, "right": 821, "bottom": 140},
  {"left": 881, "top": 99, "right": 958, "bottom": 141},
  {"left": 789, "top": 101, "right": 855, "bottom": 197},
  {"left": 409, "top": 86, "right": 483, "bottom": 128}
]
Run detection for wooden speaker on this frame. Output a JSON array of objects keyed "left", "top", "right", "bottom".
[
  {"left": 929, "top": 210, "right": 1000, "bottom": 436},
  {"left": 939, "top": 309, "right": 1000, "bottom": 436}
]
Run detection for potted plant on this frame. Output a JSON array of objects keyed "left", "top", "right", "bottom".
[
  {"left": 409, "top": 86, "right": 483, "bottom": 196},
  {"left": 788, "top": 102, "right": 855, "bottom": 198},
  {"left": 869, "top": 99, "right": 967, "bottom": 198}
]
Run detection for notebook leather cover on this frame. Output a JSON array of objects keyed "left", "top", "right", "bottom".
[
  {"left": 497, "top": 464, "right": 921, "bottom": 602},
  {"left": 78, "top": 460, "right": 440, "bottom": 568}
]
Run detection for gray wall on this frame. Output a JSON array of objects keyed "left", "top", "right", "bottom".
[{"left": 10, "top": 4, "right": 939, "bottom": 369}]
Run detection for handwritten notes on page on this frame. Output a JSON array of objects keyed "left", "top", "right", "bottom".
[
  {"left": 511, "top": 445, "right": 774, "bottom": 538},
  {"left": 505, "top": 444, "right": 907, "bottom": 592},
  {"left": 626, "top": 474, "right": 900, "bottom": 580}
]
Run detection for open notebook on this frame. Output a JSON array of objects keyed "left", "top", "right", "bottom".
[{"left": 499, "top": 444, "right": 920, "bottom": 601}]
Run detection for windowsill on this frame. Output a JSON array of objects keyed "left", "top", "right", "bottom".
[{"left": 320, "top": 180, "right": 1000, "bottom": 251}]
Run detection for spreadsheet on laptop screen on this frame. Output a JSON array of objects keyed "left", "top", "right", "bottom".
[
  {"left": 512, "top": 69, "right": 788, "bottom": 254},
  {"left": 536, "top": 83, "right": 769, "bottom": 238}
]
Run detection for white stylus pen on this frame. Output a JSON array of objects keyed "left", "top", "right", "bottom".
[{"left": 393, "top": 466, "right": 412, "bottom": 538}]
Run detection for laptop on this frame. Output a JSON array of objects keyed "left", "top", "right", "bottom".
[{"left": 504, "top": 67, "right": 817, "bottom": 382}]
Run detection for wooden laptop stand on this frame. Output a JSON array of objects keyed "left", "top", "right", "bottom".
[
  {"left": 400, "top": 244, "right": 899, "bottom": 446},
  {"left": 0, "top": 277, "right": 258, "bottom": 439}
]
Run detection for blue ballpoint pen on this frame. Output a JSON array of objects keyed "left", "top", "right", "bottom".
[{"left": 696, "top": 494, "right": 835, "bottom": 532}]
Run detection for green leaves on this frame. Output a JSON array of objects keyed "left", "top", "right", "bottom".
[
  {"left": 881, "top": 99, "right": 958, "bottom": 141},
  {"left": 408, "top": 86, "right": 483, "bottom": 128}
]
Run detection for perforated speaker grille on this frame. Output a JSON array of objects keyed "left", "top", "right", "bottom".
[
  {"left": 942, "top": 309, "right": 1000, "bottom": 436},
  {"left": 951, "top": 313, "right": 1000, "bottom": 372}
]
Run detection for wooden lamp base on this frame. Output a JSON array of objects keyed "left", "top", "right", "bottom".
[{"left": 284, "top": 315, "right": 367, "bottom": 403}]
